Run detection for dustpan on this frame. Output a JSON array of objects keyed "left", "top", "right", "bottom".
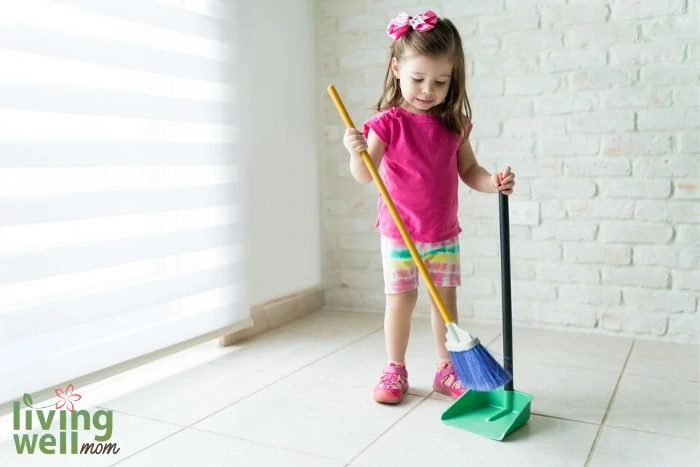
[{"left": 441, "top": 192, "right": 533, "bottom": 441}]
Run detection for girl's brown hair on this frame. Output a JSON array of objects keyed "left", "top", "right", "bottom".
[{"left": 375, "top": 16, "right": 472, "bottom": 141}]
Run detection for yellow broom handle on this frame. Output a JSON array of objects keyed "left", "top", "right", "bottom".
[{"left": 327, "top": 85, "right": 454, "bottom": 325}]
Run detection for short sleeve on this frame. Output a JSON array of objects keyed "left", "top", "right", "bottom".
[
  {"left": 464, "top": 118, "right": 473, "bottom": 139},
  {"left": 363, "top": 109, "right": 394, "bottom": 146}
]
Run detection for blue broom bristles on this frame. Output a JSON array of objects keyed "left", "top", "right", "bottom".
[{"left": 450, "top": 344, "right": 512, "bottom": 392}]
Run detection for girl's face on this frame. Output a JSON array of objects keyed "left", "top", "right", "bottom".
[{"left": 391, "top": 52, "right": 453, "bottom": 114}]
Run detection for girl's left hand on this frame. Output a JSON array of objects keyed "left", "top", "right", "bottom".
[{"left": 492, "top": 166, "right": 515, "bottom": 195}]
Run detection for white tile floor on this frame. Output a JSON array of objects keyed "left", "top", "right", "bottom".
[{"left": 1, "top": 309, "right": 698, "bottom": 466}]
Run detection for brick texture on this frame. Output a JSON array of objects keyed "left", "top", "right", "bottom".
[{"left": 317, "top": 0, "right": 698, "bottom": 341}]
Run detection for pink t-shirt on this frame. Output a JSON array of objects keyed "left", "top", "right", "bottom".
[{"left": 363, "top": 106, "right": 472, "bottom": 243}]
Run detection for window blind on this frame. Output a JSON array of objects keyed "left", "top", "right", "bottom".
[{"left": 0, "top": 0, "right": 248, "bottom": 404}]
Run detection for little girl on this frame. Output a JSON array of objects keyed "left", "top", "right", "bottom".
[{"left": 342, "top": 10, "right": 516, "bottom": 404}]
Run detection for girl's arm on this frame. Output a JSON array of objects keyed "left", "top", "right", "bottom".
[
  {"left": 457, "top": 139, "right": 515, "bottom": 195},
  {"left": 457, "top": 138, "right": 497, "bottom": 193},
  {"left": 346, "top": 129, "right": 385, "bottom": 184}
]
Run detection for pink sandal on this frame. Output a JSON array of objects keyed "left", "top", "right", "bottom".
[
  {"left": 374, "top": 364, "right": 409, "bottom": 404},
  {"left": 433, "top": 362, "right": 468, "bottom": 399}
]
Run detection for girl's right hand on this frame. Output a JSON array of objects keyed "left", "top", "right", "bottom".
[{"left": 343, "top": 128, "right": 368, "bottom": 156}]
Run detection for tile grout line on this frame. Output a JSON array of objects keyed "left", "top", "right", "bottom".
[
  {"left": 598, "top": 423, "right": 700, "bottom": 442},
  {"left": 107, "top": 324, "right": 384, "bottom": 465},
  {"left": 103, "top": 316, "right": 696, "bottom": 465},
  {"left": 183, "top": 325, "right": 386, "bottom": 425},
  {"left": 620, "top": 372, "right": 700, "bottom": 384},
  {"left": 524, "top": 411, "right": 699, "bottom": 442},
  {"left": 487, "top": 357, "right": 627, "bottom": 375},
  {"left": 188, "top": 426, "right": 345, "bottom": 462},
  {"left": 486, "top": 332, "right": 503, "bottom": 347},
  {"left": 97, "top": 406, "right": 189, "bottom": 427},
  {"left": 529, "top": 412, "right": 602, "bottom": 426},
  {"left": 344, "top": 394, "right": 433, "bottom": 466},
  {"left": 109, "top": 426, "right": 189, "bottom": 467},
  {"left": 583, "top": 339, "right": 636, "bottom": 467},
  {"left": 109, "top": 396, "right": 349, "bottom": 466},
  {"left": 97, "top": 320, "right": 589, "bottom": 463}
]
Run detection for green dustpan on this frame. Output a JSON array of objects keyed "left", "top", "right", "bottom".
[
  {"left": 441, "top": 388, "right": 532, "bottom": 441},
  {"left": 441, "top": 192, "right": 533, "bottom": 441}
]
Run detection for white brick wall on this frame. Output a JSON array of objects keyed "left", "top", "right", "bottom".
[{"left": 317, "top": 0, "right": 700, "bottom": 341}]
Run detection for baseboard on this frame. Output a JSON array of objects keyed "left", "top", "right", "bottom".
[
  {"left": 218, "top": 286, "right": 325, "bottom": 346},
  {"left": 0, "top": 290, "right": 324, "bottom": 415}
]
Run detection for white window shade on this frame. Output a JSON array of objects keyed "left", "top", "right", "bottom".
[{"left": 0, "top": 0, "right": 248, "bottom": 404}]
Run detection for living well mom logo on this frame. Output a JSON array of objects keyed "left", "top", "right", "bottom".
[{"left": 12, "top": 384, "right": 120, "bottom": 456}]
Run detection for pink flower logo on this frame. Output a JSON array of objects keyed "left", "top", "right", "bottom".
[{"left": 54, "top": 384, "right": 82, "bottom": 412}]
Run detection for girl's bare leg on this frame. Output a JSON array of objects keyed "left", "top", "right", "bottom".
[
  {"left": 429, "top": 286, "right": 458, "bottom": 363},
  {"left": 384, "top": 289, "right": 418, "bottom": 365}
]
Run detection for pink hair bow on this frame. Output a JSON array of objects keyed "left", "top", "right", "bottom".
[{"left": 386, "top": 10, "right": 438, "bottom": 40}]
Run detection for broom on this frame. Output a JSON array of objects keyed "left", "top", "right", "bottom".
[{"left": 327, "top": 85, "right": 511, "bottom": 392}]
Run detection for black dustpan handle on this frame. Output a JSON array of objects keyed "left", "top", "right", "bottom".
[{"left": 498, "top": 192, "right": 514, "bottom": 391}]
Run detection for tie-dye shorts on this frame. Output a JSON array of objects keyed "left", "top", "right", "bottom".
[{"left": 380, "top": 235, "right": 461, "bottom": 294}]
